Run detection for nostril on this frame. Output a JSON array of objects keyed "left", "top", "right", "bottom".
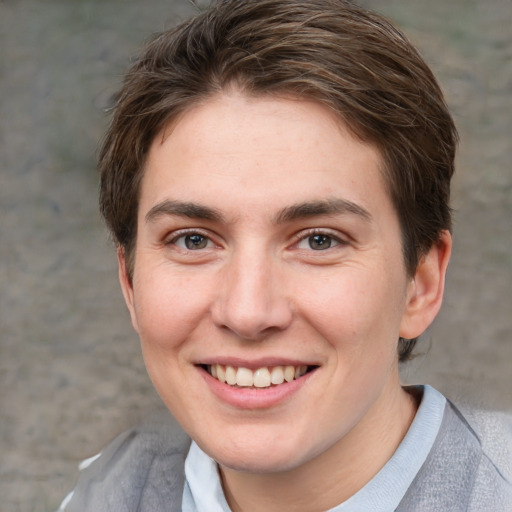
[
  {"left": 217, "top": 324, "right": 288, "bottom": 343},
  {"left": 213, "top": 315, "right": 291, "bottom": 342},
  {"left": 210, "top": 265, "right": 293, "bottom": 339}
]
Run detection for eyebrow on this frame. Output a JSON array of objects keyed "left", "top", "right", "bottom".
[
  {"left": 145, "top": 197, "right": 371, "bottom": 225},
  {"left": 145, "top": 200, "right": 225, "bottom": 223},
  {"left": 273, "top": 198, "right": 372, "bottom": 224}
]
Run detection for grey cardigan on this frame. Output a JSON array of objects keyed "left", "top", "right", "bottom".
[{"left": 63, "top": 401, "right": 512, "bottom": 511}]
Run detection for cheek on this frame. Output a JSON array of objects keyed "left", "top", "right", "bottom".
[
  {"left": 295, "top": 264, "right": 407, "bottom": 355},
  {"left": 132, "top": 266, "right": 212, "bottom": 352}
]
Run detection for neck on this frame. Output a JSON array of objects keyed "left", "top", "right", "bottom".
[{"left": 220, "top": 380, "right": 418, "bottom": 512}]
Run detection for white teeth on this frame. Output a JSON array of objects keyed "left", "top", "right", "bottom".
[
  {"left": 295, "top": 365, "right": 307, "bottom": 379},
  {"left": 271, "top": 366, "right": 284, "bottom": 385},
  {"left": 253, "top": 368, "right": 271, "bottom": 388},
  {"left": 284, "top": 365, "right": 295, "bottom": 382},
  {"left": 236, "top": 367, "right": 253, "bottom": 387},
  {"left": 208, "top": 364, "right": 311, "bottom": 388},
  {"left": 217, "top": 365, "right": 226, "bottom": 383},
  {"left": 225, "top": 365, "right": 237, "bottom": 385}
]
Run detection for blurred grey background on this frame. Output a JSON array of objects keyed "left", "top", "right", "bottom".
[{"left": 0, "top": 0, "right": 510, "bottom": 510}]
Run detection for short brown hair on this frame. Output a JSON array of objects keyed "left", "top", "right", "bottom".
[{"left": 99, "top": 0, "right": 457, "bottom": 360}]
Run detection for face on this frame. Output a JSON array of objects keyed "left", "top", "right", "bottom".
[{"left": 120, "top": 91, "right": 424, "bottom": 474}]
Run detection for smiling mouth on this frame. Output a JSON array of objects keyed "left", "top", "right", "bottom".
[{"left": 203, "top": 364, "right": 317, "bottom": 389}]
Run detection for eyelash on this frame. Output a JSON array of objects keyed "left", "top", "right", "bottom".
[
  {"left": 293, "top": 228, "right": 347, "bottom": 251},
  {"left": 164, "top": 228, "right": 347, "bottom": 252},
  {"left": 164, "top": 229, "right": 218, "bottom": 251}
]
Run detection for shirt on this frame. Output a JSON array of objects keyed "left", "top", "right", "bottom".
[{"left": 182, "top": 385, "right": 446, "bottom": 512}]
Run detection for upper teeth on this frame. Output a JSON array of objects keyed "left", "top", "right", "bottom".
[{"left": 208, "top": 364, "right": 308, "bottom": 388}]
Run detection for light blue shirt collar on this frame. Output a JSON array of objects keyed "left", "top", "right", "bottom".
[{"left": 182, "top": 385, "right": 446, "bottom": 512}]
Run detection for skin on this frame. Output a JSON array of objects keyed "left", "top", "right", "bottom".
[{"left": 119, "top": 90, "right": 451, "bottom": 511}]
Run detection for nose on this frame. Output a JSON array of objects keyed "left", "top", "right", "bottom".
[{"left": 211, "top": 249, "right": 293, "bottom": 340}]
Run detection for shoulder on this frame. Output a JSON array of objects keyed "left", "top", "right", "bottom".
[
  {"left": 59, "top": 410, "right": 191, "bottom": 512},
  {"left": 459, "top": 404, "right": 512, "bottom": 479},
  {"left": 398, "top": 400, "right": 512, "bottom": 511}
]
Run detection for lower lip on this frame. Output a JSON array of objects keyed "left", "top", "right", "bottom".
[{"left": 199, "top": 367, "right": 315, "bottom": 410}]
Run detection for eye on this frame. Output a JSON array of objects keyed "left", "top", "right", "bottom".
[
  {"left": 172, "top": 233, "right": 214, "bottom": 250},
  {"left": 297, "top": 233, "right": 341, "bottom": 251}
]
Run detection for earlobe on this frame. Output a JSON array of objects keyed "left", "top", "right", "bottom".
[
  {"left": 117, "top": 247, "right": 140, "bottom": 333},
  {"left": 399, "top": 230, "right": 452, "bottom": 339}
]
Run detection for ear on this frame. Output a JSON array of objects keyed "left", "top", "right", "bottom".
[
  {"left": 399, "top": 230, "right": 452, "bottom": 339},
  {"left": 117, "top": 247, "right": 140, "bottom": 333}
]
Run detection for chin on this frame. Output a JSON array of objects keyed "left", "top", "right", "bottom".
[
  {"left": 201, "top": 433, "right": 317, "bottom": 475},
  {"left": 217, "top": 452, "right": 301, "bottom": 474}
]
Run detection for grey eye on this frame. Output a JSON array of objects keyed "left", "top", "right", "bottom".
[
  {"left": 297, "top": 233, "right": 341, "bottom": 251},
  {"left": 184, "top": 234, "right": 209, "bottom": 249},
  {"left": 173, "top": 233, "right": 213, "bottom": 250},
  {"left": 308, "top": 234, "right": 333, "bottom": 250}
]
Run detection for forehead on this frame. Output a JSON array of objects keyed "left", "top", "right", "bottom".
[{"left": 140, "top": 90, "right": 391, "bottom": 222}]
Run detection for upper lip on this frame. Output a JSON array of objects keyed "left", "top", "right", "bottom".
[{"left": 196, "top": 356, "right": 319, "bottom": 369}]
